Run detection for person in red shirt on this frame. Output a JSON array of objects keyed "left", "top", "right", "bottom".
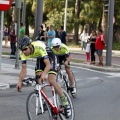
[{"left": 95, "top": 29, "right": 105, "bottom": 66}]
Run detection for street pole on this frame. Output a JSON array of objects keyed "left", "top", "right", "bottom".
[
  {"left": 64, "top": 0, "right": 68, "bottom": 31},
  {"left": 34, "top": 0, "right": 43, "bottom": 39},
  {"left": 22, "top": 0, "right": 26, "bottom": 26},
  {"left": 15, "top": 0, "right": 21, "bottom": 69},
  {"left": 0, "top": 11, "right": 4, "bottom": 70},
  {"left": 106, "top": 0, "right": 114, "bottom": 66}
]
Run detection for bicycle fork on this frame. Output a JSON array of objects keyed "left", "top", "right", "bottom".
[{"left": 35, "top": 85, "right": 44, "bottom": 115}]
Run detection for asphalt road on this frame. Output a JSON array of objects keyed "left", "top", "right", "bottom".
[{"left": 0, "top": 59, "right": 120, "bottom": 120}]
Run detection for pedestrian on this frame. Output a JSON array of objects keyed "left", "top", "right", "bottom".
[
  {"left": 9, "top": 24, "right": 16, "bottom": 56},
  {"left": 89, "top": 30, "right": 97, "bottom": 64},
  {"left": 95, "top": 29, "right": 105, "bottom": 66},
  {"left": 84, "top": 39, "right": 91, "bottom": 64},
  {"left": 3, "top": 24, "right": 9, "bottom": 47},
  {"left": 59, "top": 26, "right": 67, "bottom": 45},
  {"left": 20, "top": 22, "right": 25, "bottom": 38},
  {"left": 79, "top": 30, "right": 87, "bottom": 50},
  {"left": 47, "top": 25, "right": 56, "bottom": 48},
  {"left": 36, "top": 25, "right": 46, "bottom": 43}
]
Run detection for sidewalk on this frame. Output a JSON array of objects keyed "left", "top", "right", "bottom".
[{"left": 0, "top": 41, "right": 120, "bottom": 89}]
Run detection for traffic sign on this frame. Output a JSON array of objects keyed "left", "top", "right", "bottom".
[{"left": 0, "top": 0, "right": 12, "bottom": 11}]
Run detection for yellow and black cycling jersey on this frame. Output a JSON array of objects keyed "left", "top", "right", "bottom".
[
  {"left": 20, "top": 41, "right": 48, "bottom": 61},
  {"left": 51, "top": 43, "right": 70, "bottom": 56},
  {"left": 20, "top": 41, "right": 58, "bottom": 74},
  {"left": 51, "top": 43, "right": 70, "bottom": 65}
]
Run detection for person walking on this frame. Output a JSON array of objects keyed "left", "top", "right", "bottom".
[
  {"left": 9, "top": 24, "right": 16, "bottom": 56},
  {"left": 89, "top": 30, "right": 97, "bottom": 64},
  {"left": 95, "top": 29, "right": 105, "bottom": 66},
  {"left": 47, "top": 25, "right": 56, "bottom": 48},
  {"left": 3, "top": 24, "right": 9, "bottom": 47},
  {"left": 84, "top": 39, "right": 91, "bottom": 64},
  {"left": 59, "top": 26, "right": 67, "bottom": 45}
]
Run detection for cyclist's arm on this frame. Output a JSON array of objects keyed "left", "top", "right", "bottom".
[
  {"left": 65, "top": 53, "right": 71, "bottom": 65},
  {"left": 43, "top": 58, "right": 51, "bottom": 75},
  {"left": 19, "top": 63, "right": 27, "bottom": 82},
  {"left": 40, "top": 57, "right": 51, "bottom": 81},
  {"left": 16, "top": 62, "right": 27, "bottom": 91}
]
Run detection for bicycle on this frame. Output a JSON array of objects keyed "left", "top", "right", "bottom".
[
  {"left": 56, "top": 64, "right": 77, "bottom": 98},
  {"left": 22, "top": 76, "right": 75, "bottom": 120}
]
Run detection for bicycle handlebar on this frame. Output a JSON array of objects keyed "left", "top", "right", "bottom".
[
  {"left": 22, "top": 77, "right": 36, "bottom": 85},
  {"left": 22, "top": 77, "right": 51, "bottom": 87}
]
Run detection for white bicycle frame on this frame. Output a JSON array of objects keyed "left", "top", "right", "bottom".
[{"left": 35, "top": 83, "right": 58, "bottom": 115}]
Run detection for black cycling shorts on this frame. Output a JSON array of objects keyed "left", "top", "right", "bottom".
[
  {"left": 57, "top": 54, "right": 70, "bottom": 65},
  {"left": 35, "top": 46, "right": 58, "bottom": 75}
]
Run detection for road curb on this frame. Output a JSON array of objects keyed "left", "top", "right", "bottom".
[
  {"left": 71, "top": 62, "right": 120, "bottom": 72},
  {"left": 0, "top": 83, "right": 33, "bottom": 90}
]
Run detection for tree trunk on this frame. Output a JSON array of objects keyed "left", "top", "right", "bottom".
[
  {"left": 25, "top": 12, "right": 29, "bottom": 36},
  {"left": 74, "top": 0, "right": 81, "bottom": 45}
]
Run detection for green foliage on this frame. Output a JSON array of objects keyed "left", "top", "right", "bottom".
[
  {"left": 45, "top": 7, "right": 74, "bottom": 32},
  {"left": 80, "top": 1, "right": 103, "bottom": 26},
  {"left": 112, "top": 41, "right": 120, "bottom": 50},
  {"left": 26, "top": 0, "right": 35, "bottom": 27}
]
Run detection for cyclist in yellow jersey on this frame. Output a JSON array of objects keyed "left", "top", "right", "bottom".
[
  {"left": 51, "top": 38, "right": 76, "bottom": 95},
  {"left": 16, "top": 36, "right": 71, "bottom": 117}
]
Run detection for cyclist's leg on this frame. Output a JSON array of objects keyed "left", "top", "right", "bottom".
[
  {"left": 65, "top": 66, "right": 74, "bottom": 87},
  {"left": 65, "top": 65, "right": 77, "bottom": 95},
  {"left": 63, "top": 54, "right": 75, "bottom": 87},
  {"left": 48, "top": 71, "right": 68, "bottom": 106},
  {"left": 35, "top": 57, "right": 45, "bottom": 92}
]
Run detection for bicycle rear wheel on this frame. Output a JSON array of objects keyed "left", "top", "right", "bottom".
[
  {"left": 26, "top": 91, "right": 53, "bottom": 120},
  {"left": 56, "top": 88, "right": 75, "bottom": 120}
]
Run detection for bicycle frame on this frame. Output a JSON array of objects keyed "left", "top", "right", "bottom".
[{"left": 35, "top": 83, "right": 59, "bottom": 115}]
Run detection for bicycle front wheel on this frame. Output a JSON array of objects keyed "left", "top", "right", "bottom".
[
  {"left": 56, "top": 88, "right": 75, "bottom": 120},
  {"left": 26, "top": 91, "right": 53, "bottom": 120}
]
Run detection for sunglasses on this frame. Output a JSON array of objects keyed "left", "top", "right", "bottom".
[
  {"left": 53, "top": 46, "right": 60, "bottom": 48},
  {"left": 22, "top": 47, "right": 28, "bottom": 52}
]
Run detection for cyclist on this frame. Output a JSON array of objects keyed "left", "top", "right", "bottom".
[
  {"left": 51, "top": 38, "right": 76, "bottom": 95},
  {"left": 16, "top": 36, "right": 70, "bottom": 118}
]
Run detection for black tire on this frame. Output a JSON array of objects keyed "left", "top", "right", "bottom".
[
  {"left": 26, "top": 91, "right": 53, "bottom": 120},
  {"left": 56, "top": 88, "right": 75, "bottom": 120}
]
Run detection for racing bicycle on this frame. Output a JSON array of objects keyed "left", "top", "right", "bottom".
[{"left": 22, "top": 76, "right": 75, "bottom": 120}]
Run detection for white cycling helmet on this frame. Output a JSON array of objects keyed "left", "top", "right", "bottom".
[{"left": 52, "top": 38, "right": 61, "bottom": 47}]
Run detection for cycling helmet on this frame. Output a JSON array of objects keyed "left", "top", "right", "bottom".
[
  {"left": 52, "top": 38, "right": 61, "bottom": 47},
  {"left": 19, "top": 36, "right": 31, "bottom": 50}
]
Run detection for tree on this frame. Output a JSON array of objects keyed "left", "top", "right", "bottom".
[{"left": 74, "top": 0, "right": 81, "bottom": 44}]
